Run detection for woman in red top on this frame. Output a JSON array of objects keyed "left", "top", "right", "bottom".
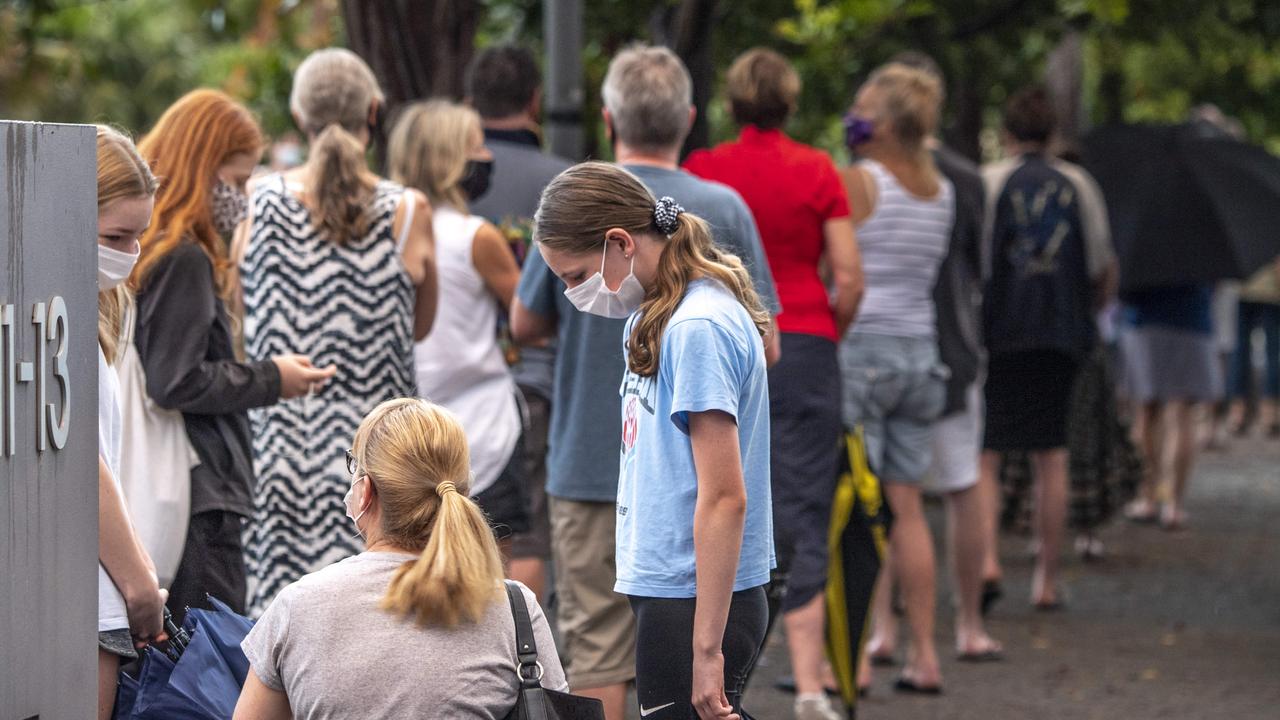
[{"left": 685, "top": 47, "right": 863, "bottom": 720}]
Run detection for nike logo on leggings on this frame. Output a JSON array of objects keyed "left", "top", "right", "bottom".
[{"left": 639, "top": 702, "right": 675, "bottom": 716}]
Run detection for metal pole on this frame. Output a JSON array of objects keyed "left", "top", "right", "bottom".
[{"left": 543, "top": 0, "right": 585, "bottom": 160}]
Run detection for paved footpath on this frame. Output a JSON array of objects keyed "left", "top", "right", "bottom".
[{"left": 628, "top": 436, "right": 1280, "bottom": 719}]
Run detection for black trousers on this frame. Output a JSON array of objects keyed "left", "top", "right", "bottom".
[
  {"left": 629, "top": 586, "right": 768, "bottom": 719},
  {"left": 166, "top": 510, "right": 247, "bottom": 626}
]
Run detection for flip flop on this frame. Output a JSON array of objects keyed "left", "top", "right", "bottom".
[
  {"left": 869, "top": 653, "right": 898, "bottom": 667},
  {"left": 981, "top": 580, "right": 1003, "bottom": 617},
  {"left": 893, "top": 677, "right": 943, "bottom": 695},
  {"left": 957, "top": 648, "right": 1004, "bottom": 663},
  {"left": 1033, "top": 598, "right": 1066, "bottom": 612},
  {"left": 771, "top": 676, "right": 841, "bottom": 698}
]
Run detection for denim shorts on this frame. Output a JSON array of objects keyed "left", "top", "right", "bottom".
[{"left": 840, "top": 333, "right": 948, "bottom": 483}]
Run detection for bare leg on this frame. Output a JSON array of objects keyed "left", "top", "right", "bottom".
[
  {"left": 1126, "top": 402, "right": 1161, "bottom": 519},
  {"left": 507, "top": 557, "right": 547, "bottom": 604},
  {"left": 865, "top": 548, "right": 897, "bottom": 660},
  {"left": 784, "top": 593, "right": 828, "bottom": 695},
  {"left": 882, "top": 481, "right": 941, "bottom": 687},
  {"left": 98, "top": 649, "right": 120, "bottom": 720},
  {"left": 978, "top": 451, "right": 1004, "bottom": 584},
  {"left": 1030, "top": 449, "right": 1069, "bottom": 607},
  {"left": 1163, "top": 400, "right": 1198, "bottom": 528},
  {"left": 947, "top": 484, "right": 1002, "bottom": 655},
  {"left": 576, "top": 684, "right": 628, "bottom": 720}
]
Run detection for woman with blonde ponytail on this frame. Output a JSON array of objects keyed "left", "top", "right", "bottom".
[
  {"left": 236, "top": 398, "right": 566, "bottom": 719},
  {"left": 240, "top": 47, "right": 439, "bottom": 616},
  {"left": 535, "top": 161, "right": 773, "bottom": 720}
]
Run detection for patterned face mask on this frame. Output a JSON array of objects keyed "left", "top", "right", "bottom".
[{"left": 211, "top": 179, "right": 249, "bottom": 236}]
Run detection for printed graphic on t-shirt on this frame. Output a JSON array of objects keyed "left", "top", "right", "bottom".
[
  {"left": 622, "top": 395, "right": 640, "bottom": 454},
  {"left": 1006, "top": 178, "right": 1078, "bottom": 276}
]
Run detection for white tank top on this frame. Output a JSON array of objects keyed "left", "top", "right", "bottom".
[
  {"left": 414, "top": 206, "right": 520, "bottom": 495},
  {"left": 850, "top": 159, "right": 954, "bottom": 340}
]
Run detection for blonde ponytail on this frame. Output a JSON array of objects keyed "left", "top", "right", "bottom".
[
  {"left": 534, "top": 161, "right": 770, "bottom": 378},
  {"left": 382, "top": 482, "right": 504, "bottom": 627},
  {"left": 627, "top": 213, "right": 769, "bottom": 376},
  {"left": 350, "top": 398, "right": 504, "bottom": 628},
  {"left": 290, "top": 48, "right": 383, "bottom": 244}
]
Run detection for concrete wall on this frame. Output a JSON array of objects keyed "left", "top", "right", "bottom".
[{"left": 0, "top": 121, "right": 98, "bottom": 719}]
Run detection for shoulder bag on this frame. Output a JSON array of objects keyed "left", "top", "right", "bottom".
[{"left": 502, "top": 581, "right": 606, "bottom": 720}]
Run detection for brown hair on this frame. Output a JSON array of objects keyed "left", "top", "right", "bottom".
[
  {"left": 388, "top": 100, "right": 480, "bottom": 212},
  {"left": 290, "top": 48, "right": 384, "bottom": 243},
  {"left": 352, "top": 398, "right": 504, "bottom": 628},
  {"left": 861, "top": 63, "right": 943, "bottom": 152},
  {"left": 134, "top": 89, "right": 264, "bottom": 295},
  {"left": 1003, "top": 85, "right": 1056, "bottom": 145},
  {"left": 97, "top": 125, "right": 158, "bottom": 364},
  {"left": 534, "top": 162, "right": 770, "bottom": 377},
  {"left": 726, "top": 48, "right": 800, "bottom": 130}
]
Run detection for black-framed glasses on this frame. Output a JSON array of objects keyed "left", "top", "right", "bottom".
[{"left": 346, "top": 449, "right": 359, "bottom": 476}]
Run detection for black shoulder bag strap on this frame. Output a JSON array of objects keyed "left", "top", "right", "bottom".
[{"left": 505, "top": 581, "right": 551, "bottom": 720}]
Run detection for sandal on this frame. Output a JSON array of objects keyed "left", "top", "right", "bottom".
[{"left": 1124, "top": 499, "right": 1158, "bottom": 523}]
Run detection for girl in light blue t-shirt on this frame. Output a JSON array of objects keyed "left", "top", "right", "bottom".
[{"left": 534, "top": 162, "right": 775, "bottom": 720}]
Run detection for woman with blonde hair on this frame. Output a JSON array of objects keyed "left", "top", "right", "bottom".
[
  {"left": 132, "top": 89, "right": 335, "bottom": 623},
  {"left": 240, "top": 48, "right": 438, "bottom": 615},
  {"left": 96, "top": 125, "right": 168, "bottom": 720},
  {"left": 535, "top": 162, "right": 773, "bottom": 720},
  {"left": 839, "top": 62, "right": 976, "bottom": 694},
  {"left": 388, "top": 99, "right": 526, "bottom": 545},
  {"left": 235, "top": 398, "right": 565, "bottom": 718}
]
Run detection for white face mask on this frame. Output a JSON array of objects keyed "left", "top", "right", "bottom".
[
  {"left": 562, "top": 240, "right": 646, "bottom": 319},
  {"left": 98, "top": 244, "right": 138, "bottom": 291},
  {"left": 343, "top": 476, "right": 369, "bottom": 542}
]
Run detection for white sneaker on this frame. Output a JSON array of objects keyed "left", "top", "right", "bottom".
[{"left": 795, "top": 693, "right": 842, "bottom": 720}]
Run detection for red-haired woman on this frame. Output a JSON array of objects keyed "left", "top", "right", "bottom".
[{"left": 132, "top": 89, "right": 334, "bottom": 622}]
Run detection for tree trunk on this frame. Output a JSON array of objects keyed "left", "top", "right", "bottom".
[
  {"left": 1045, "top": 30, "right": 1085, "bottom": 156},
  {"left": 672, "top": 0, "right": 718, "bottom": 157},
  {"left": 342, "top": 0, "right": 479, "bottom": 169},
  {"left": 947, "top": 48, "right": 985, "bottom": 162}
]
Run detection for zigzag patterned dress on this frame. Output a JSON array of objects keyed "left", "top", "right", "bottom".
[{"left": 240, "top": 175, "right": 416, "bottom": 615}]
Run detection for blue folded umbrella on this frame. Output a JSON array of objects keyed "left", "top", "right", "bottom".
[
  {"left": 167, "top": 621, "right": 244, "bottom": 719},
  {"left": 114, "top": 597, "right": 256, "bottom": 720}
]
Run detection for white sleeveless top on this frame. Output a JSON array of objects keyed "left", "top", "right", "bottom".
[
  {"left": 414, "top": 206, "right": 520, "bottom": 495},
  {"left": 849, "top": 159, "right": 954, "bottom": 340}
]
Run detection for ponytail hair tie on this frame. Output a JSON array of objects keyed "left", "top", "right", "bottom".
[
  {"left": 653, "top": 196, "right": 684, "bottom": 235},
  {"left": 435, "top": 481, "right": 457, "bottom": 498}
]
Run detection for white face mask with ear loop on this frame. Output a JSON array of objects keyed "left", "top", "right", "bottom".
[
  {"left": 343, "top": 476, "right": 370, "bottom": 542},
  {"left": 562, "top": 238, "right": 646, "bottom": 319},
  {"left": 98, "top": 243, "right": 139, "bottom": 291}
]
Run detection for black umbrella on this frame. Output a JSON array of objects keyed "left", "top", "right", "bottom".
[
  {"left": 824, "top": 430, "right": 889, "bottom": 718},
  {"left": 1082, "top": 122, "right": 1280, "bottom": 291}
]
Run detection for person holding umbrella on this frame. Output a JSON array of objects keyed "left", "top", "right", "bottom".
[{"left": 95, "top": 125, "right": 168, "bottom": 720}]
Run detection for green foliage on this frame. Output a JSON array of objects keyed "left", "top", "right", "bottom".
[
  {"left": 0, "top": 0, "right": 342, "bottom": 139},
  {"left": 3, "top": 0, "right": 1280, "bottom": 156}
]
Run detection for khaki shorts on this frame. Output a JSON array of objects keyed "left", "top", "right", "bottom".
[{"left": 548, "top": 497, "right": 636, "bottom": 689}]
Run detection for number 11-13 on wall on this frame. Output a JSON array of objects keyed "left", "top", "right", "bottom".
[{"left": 1, "top": 297, "right": 71, "bottom": 456}]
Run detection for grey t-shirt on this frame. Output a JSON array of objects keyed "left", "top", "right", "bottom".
[
  {"left": 515, "top": 163, "right": 779, "bottom": 502},
  {"left": 242, "top": 552, "right": 566, "bottom": 719}
]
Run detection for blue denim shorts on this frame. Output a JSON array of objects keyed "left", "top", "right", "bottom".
[{"left": 840, "top": 333, "right": 948, "bottom": 483}]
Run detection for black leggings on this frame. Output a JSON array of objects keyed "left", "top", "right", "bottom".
[{"left": 629, "top": 586, "right": 768, "bottom": 719}]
